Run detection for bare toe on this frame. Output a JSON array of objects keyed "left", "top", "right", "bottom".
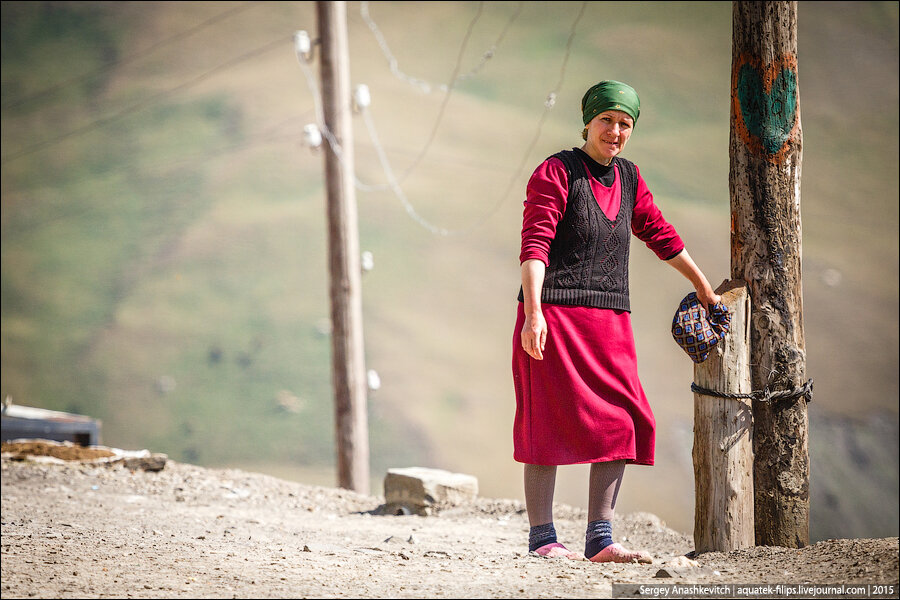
[{"left": 589, "top": 543, "right": 654, "bottom": 564}]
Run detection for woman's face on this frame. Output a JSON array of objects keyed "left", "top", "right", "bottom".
[{"left": 584, "top": 110, "right": 634, "bottom": 164}]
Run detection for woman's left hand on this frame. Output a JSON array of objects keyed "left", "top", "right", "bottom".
[{"left": 695, "top": 286, "right": 722, "bottom": 312}]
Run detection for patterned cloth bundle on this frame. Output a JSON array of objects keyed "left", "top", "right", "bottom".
[{"left": 671, "top": 292, "right": 731, "bottom": 363}]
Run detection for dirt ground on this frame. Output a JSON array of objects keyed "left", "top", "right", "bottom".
[{"left": 1, "top": 442, "right": 897, "bottom": 599}]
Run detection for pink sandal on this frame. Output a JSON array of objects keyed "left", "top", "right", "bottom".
[
  {"left": 533, "top": 542, "right": 586, "bottom": 561},
  {"left": 589, "top": 542, "right": 653, "bottom": 564}
]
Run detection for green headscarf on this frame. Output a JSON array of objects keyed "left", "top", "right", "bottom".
[{"left": 581, "top": 80, "right": 641, "bottom": 126}]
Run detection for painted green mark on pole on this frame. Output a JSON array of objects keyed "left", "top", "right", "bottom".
[
  {"left": 737, "top": 64, "right": 798, "bottom": 155},
  {"left": 731, "top": 54, "right": 800, "bottom": 164}
]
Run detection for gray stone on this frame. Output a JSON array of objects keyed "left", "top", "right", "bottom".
[
  {"left": 383, "top": 467, "right": 478, "bottom": 516},
  {"left": 654, "top": 568, "right": 675, "bottom": 578},
  {"left": 121, "top": 453, "right": 168, "bottom": 472}
]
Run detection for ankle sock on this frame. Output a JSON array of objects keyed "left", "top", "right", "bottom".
[
  {"left": 528, "top": 522, "right": 558, "bottom": 552},
  {"left": 584, "top": 519, "right": 613, "bottom": 558}
]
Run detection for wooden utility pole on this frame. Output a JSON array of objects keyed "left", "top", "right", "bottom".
[
  {"left": 693, "top": 280, "right": 755, "bottom": 553},
  {"left": 317, "top": 0, "right": 369, "bottom": 494},
  {"left": 730, "top": 1, "right": 808, "bottom": 547}
]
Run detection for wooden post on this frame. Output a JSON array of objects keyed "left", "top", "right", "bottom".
[
  {"left": 693, "top": 280, "right": 754, "bottom": 553},
  {"left": 317, "top": 0, "right": 369, "bottom": 494},
  {"left": 730, "top": 0, "right": 808, "bottom": 547}
]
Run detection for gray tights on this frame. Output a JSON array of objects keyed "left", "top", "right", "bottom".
[{"left": 523, "top": 460, "right": 625, "bottom": 527}]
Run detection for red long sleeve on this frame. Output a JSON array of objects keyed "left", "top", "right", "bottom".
[{"left": 519, "top": 158, "right": 567, "bottom": 265}]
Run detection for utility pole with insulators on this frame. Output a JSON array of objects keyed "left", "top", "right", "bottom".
[
  {"left": 316, "top": 0, "right": 370, "bottom": 494},
  {"left": 730, "top": 0, "right": 809, "bottom": 548}
]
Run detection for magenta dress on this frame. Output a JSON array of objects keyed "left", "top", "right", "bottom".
[{"left": 512, "top": 154, "right": 684, "bottom": 466}]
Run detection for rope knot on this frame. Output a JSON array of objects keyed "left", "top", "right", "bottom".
[{"left": 691, "top": 379, "right": 813, "bottom": 404}]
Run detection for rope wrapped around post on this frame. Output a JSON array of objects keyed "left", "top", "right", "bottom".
[{"left": 691, "top": 378, "right": 813, "bottom": 403}]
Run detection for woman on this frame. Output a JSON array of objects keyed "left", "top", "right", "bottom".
[{"left": 512, "top": 80, "right": 720, "bottom": 563}]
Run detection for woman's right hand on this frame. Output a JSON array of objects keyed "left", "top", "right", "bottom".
[
  {"left": 520, "top": 259, "right": 548, "bottom": 360},
  {"left": 521, "top": 311, "right": 548, "bottom": 360}
]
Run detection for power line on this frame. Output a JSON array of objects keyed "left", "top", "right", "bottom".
[
  {"left": 359, "top": 0, "right": 523, "bottom": 94},
  {"left": 466, "top": 0, "right": 588, "bottom": 235},
  {"left": 358, "top": 1, "right": 431, "bottom": 94},
  {"left": 295, "top": 1, "right": 589, "bottom": 237},
  {"left": 300, "top": 1, "right": 589, "bottom": 237},
  {"left": 2, "top": 2, "right": 259, "bottom": 111},
  {"left": 338, "top": 2, "right": 497, "bottom": 188},
  {"left": 359, "top": 106, "right": 449, "bottom": 236},
  {"left": 455, "top": 2, "right": 523, "bottom": 84},
  {"left": 357, "top": 1, "right": 588, "bottom": 237},
  {"left": 296, "top": 32, "right": 485, "bottom": 201},
  {"left": 391, "top": 1, "right": 484, "bottom": 184},
  {"left": 1, "top": 35, "right": 291, "bottom": 166}
]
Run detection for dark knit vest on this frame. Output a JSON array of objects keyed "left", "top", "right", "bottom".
[{"left": 518, "top": 149, "right": 638, "bottom": 312}]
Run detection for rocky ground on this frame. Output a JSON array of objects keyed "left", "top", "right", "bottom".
[{"left": 1, "top": 442, "right": 897, "bottom": 599}]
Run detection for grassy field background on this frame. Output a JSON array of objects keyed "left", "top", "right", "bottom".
[{"left": 2, "top": 1, "right": 897, "bottom": 542}]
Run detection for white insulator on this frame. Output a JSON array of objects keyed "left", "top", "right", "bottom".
[
  {"left": 353, "top": 84, "right": 371, "bottom": 111},
  {"left": 361, "top": 251, "right": 374, "bottom": 272},
  {"left": 303, "top": 123, "right": 322, "bottom": 148},
  {"left": 294, "top": 30, "right": 311, "bottom": 59},
  {"left": 367, "top": 369, "right": 381, "bottom": 392}
]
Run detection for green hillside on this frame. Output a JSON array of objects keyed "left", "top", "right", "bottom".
[{"left": 2, "top": 1, "right": 897, "bottom": 542}]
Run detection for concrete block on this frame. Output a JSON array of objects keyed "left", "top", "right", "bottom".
[{"left": 383, "top": 467, "right": 478, "bottom": 516}]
